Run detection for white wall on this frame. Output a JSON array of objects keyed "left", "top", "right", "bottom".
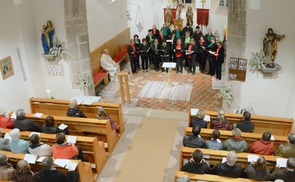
[
  {"left": 241, "top": 0, "right": 295, "bottom": 118},
  {"left": 86, "top": 0, "right": 128, "bottom": 50}
]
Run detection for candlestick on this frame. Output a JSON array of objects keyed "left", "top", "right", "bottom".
[
  {"left": 223, "top": 26, "right": 227, "bottom": 40},
  {"left": 46, "top": 89, "right": 51, "bottom": 99}
]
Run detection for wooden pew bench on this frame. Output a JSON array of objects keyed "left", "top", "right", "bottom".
[
  {"left": 188, "top": 109, "right": 294, "bottom": 136},
  {"left": 185, "top": 127, "right": 287, "bottom": 150},
  {"left": 22, "top": 113, "right": 117, "bottom": 152},
  {"left": 1, "top": 129, "right": 106, "bottom": 174},
  {"left": 0, "top": 150, "right": 96, "bottom": 182},
  {"left": 29, "top": 97, "right": 124, "bottom": 134},
  {"left": 93, "top": 69, "right": 109, "bottom": 87},
  {"left": 180, "top": 147, "right": 282, "bottom": 171},
  {"left": 113, "top": 46, "right": 128, "bottom": 68},
  {"left": 174, "top": 171, "right": 267, "bottom": 182}
]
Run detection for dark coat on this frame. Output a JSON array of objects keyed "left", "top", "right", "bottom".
[
  {"left": 127, "top": 44, "right": 137, "bottom": 58},
  {"left": 212, "top": 162, "right": 244, "bottom": 178},
  {"left": 66, "top": 108, "right": 86, "bottom": 118},
  {"left": 190, "top": 117, "right": 207, "bottom": 128},
  {"left": 181, "top": 161, "right": 210, "bottom": 174},
  {"left": 13, "top": 117, "right": 42, "bottom": 132},
  {"left": 237, "top": 120, "right": 254, "bottom": 133},
  {"left": 139, "top": 43, "right": 150, "bottom": 58},
  {"left": 215, "top": 46, "right": 225, "bottom": 65}
]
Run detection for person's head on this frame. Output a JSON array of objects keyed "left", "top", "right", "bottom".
[
  {"left": 254, "top": 156, "right": 267, "bottom": 171},
  {"left": 196, "top": 26, "right": 200, "bottom": 30},
  {"left": 218, "top": 109, "right": 225, "bottom": 123},
  {"left": 212, "top": 129, "right": 220, "bottom": 140},
  {"left": 69, "top": 99, "right": 78, "bottom": 108},
  {"left": 287, "top": 157, "right": 295, "bottom": 169},
  {"left": 192, "top": 149, "right": 203, "bottom": 163},
  {"left": 210, "top": 36, "right": 216, "bottom": 43},
  {"left": 287, "top": 133, "right": 295, "bottom": 144},
  {"left": 262, "top": 131, "right": 271, "bottom": 141},
  {"left": 154, "top": 38, "right": 159, "bottom": 43},
  {"left": 186, "top": 23, "right": 190, "bottom": 28},
  {"left": 232, "top": 128, "right": 242, "bottom": 137},
  {"left": 0, "top": 107, "right": 5, "bottom": 116},
  {"left": 216, "top": 39, "right": 222, "bottom": 46},
  {"left": 44, "top": 115, "right": 55, "bottom": 127},
  {"left": 268, "top": 28, "right": 273, "bottom": 35},
  {"left": 148, "top": 29, "right": 152, "bottom": 35},
  {"left": 46, "top": 21, "right": 53, "bottom": 29},
  {"left": 16, "top": 109, "right": 25, "bottom": 119},
  {"left": 226, "top": 151, "right": 237, "bottom": 166},
  {"left": 142, "top": 38, "right": 147, "bottom": 45},
  {"left": 190, "top": 38, "right": 195, "bottom": 44},
  {"left": 103, "top": 49, "right": 109, "bottom": 55},
  {"left": 163, "top": 24, "right": 167, "bottom": 28},
  {"left": 30, "top": 134, "right": 40, "bottom": 146},
  {"left": 196, "top": 109, "right": 205, "bottom": 120},
  {"left": 185, "top": 31, "right": 190, "bottom": 37},
  {"left": 175, "top": 26, "right": 179, "bottom": 30},
  {"left": 199, "top": 36, "right": 205, "bottom": 41},
  {"left": 130, "top": 39, "right": 134, "bottom": 45},
  {"left": 42, "top": 157, "right": 54, "bottom": 170},
  {"left": 192, "top": 124, "right": 201, "bottom": 136},
  {"left": 207, "top": 29, "right": 212, "bottom": 34},
  {"left": 55, "top": 132, "right": 65, "bottom": 144},
  {"left": 243, "top": 111, "right": 251, "bottom": 120},
  {"left": 172, "top": 32, "right": 176, "bottom": 37},
  {"left": 162, "top": 39, "right": 167, "bottom": 45},
  {"left": 17, "top": 160, "right": 31, "bottom": 174},
  {"left": 96, "top": 107, "right": 108, "bottom": 119},
  {"left": 134, "top": 34, "right": 139, "bottom": 40},
  {"left": 176, "top": 38, "right": 182, "bottom": 44},
  {"left": 152, "top": 24, "right": 156, "bottom": 29},
  {"left": 9, "top": 128, "right": 20, "bottom": 140},
  {"left": 0, "top": 154, "right": 8, "bottom": 166}
]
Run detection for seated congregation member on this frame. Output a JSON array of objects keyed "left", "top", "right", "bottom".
[
  {"left": 139, "top": 38, "right": 150, "bottom": 72},
  {"left": 52, "top": 132, "right": 86, "bottom": 162},
  {"left": 128, "top": 39, "right": 138, "bottom": 74},
  {"left": 96, "top": 107, "right": 117, "bottom": 130},
  {"left": 100, "top": 48, "right": 120, "bottom": 81},
  {"left": 9, "top": 128, "right": 29, "bottom": 154},
  {"left": 183, "top": 124, "right": 204, "bottom": 148},
  {"left": 236, "top": 111, "right": 254, "bottom": 133},
  {"left": 248, "top": 131, "right": 275, "bottom": 155},
  {"left": 42, "top": 116, "right": 69, "bottom": 135},
  {"left": 37, "top": 157, "right": 78, "bottom": 182},
  {"left": 66, "top": 99, "right": 86, "bottom": 118},
  {"left": 205, "top": 129, "right": 223, "bottom": 150},
  {"left": 214, "top": 39, "right": 224, "bottom": 80},
  {"left": 0, "top": 154, "right": 16, "bottom": 181},
  {"left": 189, "top": 109, "right": 207, "bottom": 128},
  {"left": 150, "top": 38, "right": 161, "bottom": 71},
  {"left": 212, "top": 150, "right": 244, "bottom": 178},
  {"left": 13, "top": 109, "right": 42, "bottom": 132},
  {"left": 223, "top": 128, "right": 248, "bottom": 152},
  {"left": 174, "top": 38, "right": 184, "bottom": 73},
  {"left": 210, "top": 110, "right": 230, "bottom": 130},
  {"left": 15, "top": 160, "right": 39, "bottom": 182},
  {"left": 245, "top": 156, "right": 270, "bottom": 181},
  {"left": 186, "top": 38, "right": 197, "bottom": 75},
  {"left": 177, "top": 175, "right": 190, "bottom": 182},
  {"left": 29, "top": 134, "right": 52, "bottom": 157},
  {"left": 268, "top": 157, "right": 295, "bottom": 182},
  {"left": 160, "top": 39, "right": 170, "bottom": 73},
  {"left": 275, "top": 132, "right": 295, "bottom": 158},
  {"left": 0, "top": 107, "right": 13, "bottom": 129},
  {"left": 181, "top": 149, "right": 210, "bottom": 174},
  {"left": 0, "top": 128, "right": 10, "bottom": 151}
]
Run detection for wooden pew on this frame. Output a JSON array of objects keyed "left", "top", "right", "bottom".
[
  {"left": 180, "top": 147, "right": 282, "bottom": 171},
  {"left": 1, "top": 129, "right": 106, "bottom": 174},
  {"left": 174, "top": 171, "right": 267, "bottom": 182},
  {"left": 0, "top": 150, "right": 96, "bottom": 182},
  {"left": 22, "top": 113, "right": 117, "bottom": 152},
  {"left": 184, "top": 127, "right": 287, "bottom": 150},
  {"left": 29, "top": 97, "right": 124, "bottom": 134},
  {"left": 188, "top": 109, "right": 294, "bottom": 136}
]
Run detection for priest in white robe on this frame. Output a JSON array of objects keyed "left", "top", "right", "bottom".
[{"left": 100, "top": 49, "right": 120, "bottom": 81}]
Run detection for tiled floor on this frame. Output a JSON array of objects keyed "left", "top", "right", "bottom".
[{"left": 96, "top": 64, "right": 222, "bottom": 112}]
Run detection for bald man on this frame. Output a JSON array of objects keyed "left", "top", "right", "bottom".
[{"left": 100, "top": 49, "right": 120, "bottom": 81}]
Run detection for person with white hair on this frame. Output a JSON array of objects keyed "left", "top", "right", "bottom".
[
  {"left": 212, "top": 151, "right": 244, "bottom": 178},
  {"left": 13, "top": 109, "right": 42, "bottom": 132},
  {"left": 100, "top": 48, "right": 120, "bottom": 81},
  {"left": 9, "top": 128, "right": 29, "bottom": 154},
  {"left": 0, "top": 128, "right": 10, "bottom": 151},
  {"left": 0, "top": 154, "right": 15, "bottom": 180},
  {"left": 0, "top": 107, "right": 13, "bottom": 129},
  {"left": 66, "top": 99, "right": 86, "bottom": 118}
]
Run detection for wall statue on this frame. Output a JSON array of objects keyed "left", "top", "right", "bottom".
[
  {"left": 186, "top": 5, "right": 193, "bottom": 26},
  {"left": 41, "top": 20, "right": 54, "bottom": 54}
]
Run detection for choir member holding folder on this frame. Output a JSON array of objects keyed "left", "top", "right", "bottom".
[
  {"left": 139, "top": 38, "right": 150, "bottom": 72},
  {"left": 174, "top": 38, "right": 184, "bottom": 73},
  {"left": 150, "top": 38, "right": 161, "bottom": 71},
  {"left": 196, "top": 36, "right": 207, "bottom": 73},
  {"left": 206, "top": 36, "right": 217, "bottom": 76},
  {"left": 186, "top": 38, "right": 197, "bottom": 75}
]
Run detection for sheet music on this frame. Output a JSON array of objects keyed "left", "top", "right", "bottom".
[
  {"left": 37, "top": 157, "right": 45, "bottom": 162},
  {"left": 270, "top": 135, "right": 275, "bottom": 141},
  {"left": 146, "top": 47, "right": 150, "bottom": 52},
  {"left": 185, "top": 50, "right": 193, "bottom": 55},
  {"left": 58, "top": 123, "right": 68, "bottom": 130},
  {"left": 203, "top": 154, "right": 210, "bottom": 159},
  {"left": 247, "top": 155, "right": 259, "bottom": 162},
  {"left": 190, "top": 108, "right": 199, "bottom": 116},
  {"left": 67, "top": 136, "right": 77, "bottom": 144},
  {"left": 33, "top": 112, "right": 43, "bottom": 118},
  {"left": 276, "top": 158, "right": 288, "bottom": 168},
  {"left": 4, "top": 133, "right": 12, "bottom": 140},
  {"left": 54, "top": 159, "right": 70, "bottom": 168},
  {"left": 24, "top": 154, "right": 37, "bottom": 164},
  {"left": 222, "top": 157, "right": 227, "bottom": 163},
  {"left": 166, "top": 39, "right": 172, "bottom": 43},
  {"left": 204, "top": 115, "right": 210, "bottom": 122},
  {"left": 209, "top": 51, "right": 215, "bottom": 55},
  {"left": 65, "top": 161, "right": 78, "bottom": 170},
  {"left": 10, "top": 112, "right": 16, "bottom": 119},
  {"left": 162, "top": 62, "right": 176, "bottom": 68}
]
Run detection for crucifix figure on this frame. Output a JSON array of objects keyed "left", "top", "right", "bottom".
[{"left": 263, "top": 28, "right": 285, "bottom": 68}]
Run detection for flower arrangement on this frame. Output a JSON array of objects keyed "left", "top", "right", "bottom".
[
  {"left": 248, "top": 50, "right": 267, "bottom": 71},
  {"left": 77, "top": 74, "right": 94, "bottom": 90},
  {"left": 214, "top": 30, "right": 220, "bottom": 40},
  {"left": 49, "top": 37, "right": 69, "bottom": 60},
  {"left": 218, "top": 85, "right": 234, "bottom": 103}
]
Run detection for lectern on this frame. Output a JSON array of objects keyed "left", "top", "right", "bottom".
[{"left": 116, "top": 72, "right": 130, "bottom": 104}]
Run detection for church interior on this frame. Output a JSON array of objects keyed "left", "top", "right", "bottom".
[{"left": 1, "top": 0, "right": 295, "bottom": 181}]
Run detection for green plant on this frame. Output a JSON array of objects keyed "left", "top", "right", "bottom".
[
  {"left": 218, "top": 85, "right": 234, "bottom": 103},
  {"left": 50, "top": 37, "right": 69, "bottom": 60},
  {"left": 77, "top": 74, "right": 94, "bottom": 90},
  {"left": 248, "top": 50, "right": 267, "bottom": 71}
]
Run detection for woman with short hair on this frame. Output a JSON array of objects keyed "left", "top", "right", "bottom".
[
  {"left": 189, "top": 109, "right": 207, "bottom": 128},
  {"left": 41, "top": 116, "right": 69, "bottom": 135},
  {"left": 245, "top": 156, "right": 270, "bottom": 180},
  {"left": 15, "top": 160, "right": 39, "bottom": 182}
]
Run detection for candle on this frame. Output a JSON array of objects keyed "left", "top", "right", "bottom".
[
  {"left": 224, "top": 26, "right": 227, "bottom": 40},
  {"left": 46, "top": 89, "right": 51, "bottom": 99}
]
